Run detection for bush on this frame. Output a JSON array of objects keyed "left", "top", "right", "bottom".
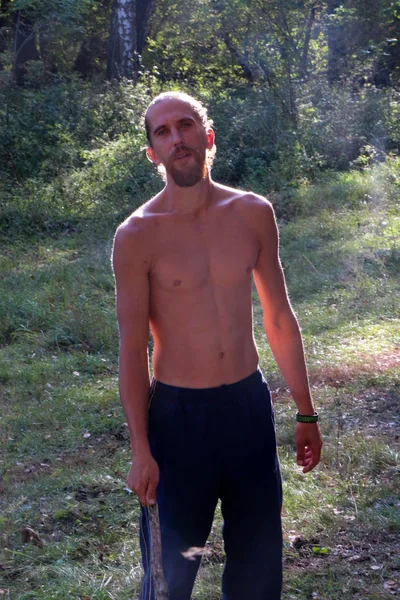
[
  {"left": 1, "top": 76, "right": 399, "bottom": 239},
  {"left": 0, "top": 79, "right": 164, "bottom": 237}
]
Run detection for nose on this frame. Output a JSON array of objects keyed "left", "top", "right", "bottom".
[{"left": 171, "top": 126, "right": 183, "bottom": 146}]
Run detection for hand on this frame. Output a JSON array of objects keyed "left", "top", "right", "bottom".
[
  {"left": 295, "top": 422, "right": 322, "bottom": 473},
  {"left": 128, "top": 452, "right": 160, "bottom": 507}
]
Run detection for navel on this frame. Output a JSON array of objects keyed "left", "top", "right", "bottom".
[
  {"left": 219, "top": 351, "right": 224, "bottom": 359},
  {"left": 173, "top": 279, "right": 182, "bottom": 287}
]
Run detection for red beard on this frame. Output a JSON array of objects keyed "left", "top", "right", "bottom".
[{"left": 166, "top": 145, "right": 208, "bottom": 187}]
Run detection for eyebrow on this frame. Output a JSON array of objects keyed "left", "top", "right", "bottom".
[{"left": 152, "top": 117, "right": 195, "bottom": 137}]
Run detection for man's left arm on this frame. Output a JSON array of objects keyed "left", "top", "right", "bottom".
[{"left": 251, "top": 197, "right": 322, "bottom": 473}]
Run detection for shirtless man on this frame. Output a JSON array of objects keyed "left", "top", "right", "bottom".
[{"left": 112, "top": 91, "right": 322, "bottom": 600}]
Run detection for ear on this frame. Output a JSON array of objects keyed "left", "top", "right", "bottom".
[
  {"left": 206, "top": 128, "right": 215, "bottom": 150},
  {"left": 146, "top": 146, "right": 161, "bottom": 165}
]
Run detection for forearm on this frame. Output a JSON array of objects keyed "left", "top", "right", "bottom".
[
  {"left": 265, "top": 310, "right": 315, "bottom": 414},
  {"left": 118, "top": 345, "right": 151, "bottom": 456}
]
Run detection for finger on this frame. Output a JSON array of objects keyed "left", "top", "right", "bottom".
[
  {"left": 296, "top": 447, "right": 305, "bottom": 466},
  {"left": 310, "top": 442, "right": 322, "bottom": 465},
  {"left": 302, "top": 462, "right": 315, "bottom": 473},
  {"left": 133, "top": 483, "right": 147, "bottom": 507},
  {"left": 146, "top": 480, "right": 157, "bottom": 507},
  {"left": 302, "top": 449, "right": 321, "bottom": 473},
  {"left": 137, "top": 484, "right": 147, "bottom": 506},
  {"left": 302, "top": 458, "right": 313, "bottom": 471},
  {"left": 138, "top": 492, "right": 147, "bottom": 507}
]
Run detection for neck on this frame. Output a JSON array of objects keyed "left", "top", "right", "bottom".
[{"left": 163, "top": 172, "right": 215, "bottom": 216}]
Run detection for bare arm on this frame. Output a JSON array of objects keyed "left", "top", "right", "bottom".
[
  {"left": 112, "top": 218, "right": 159, "bottom": 505},
  {"left": 252, "top": 198, "right": 322, "bottom": 472}
]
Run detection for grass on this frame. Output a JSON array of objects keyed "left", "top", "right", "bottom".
[{"left": 1, "top": 162, "right": 400, "bottom": 599}]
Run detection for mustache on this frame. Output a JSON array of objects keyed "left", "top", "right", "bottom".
[{"left": 170, "top": 145, "right": 196, "bottom": 160}]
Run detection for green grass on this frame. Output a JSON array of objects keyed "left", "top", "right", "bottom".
[{"left": 1, "top": 162, "right": 400, "bottom": 598}]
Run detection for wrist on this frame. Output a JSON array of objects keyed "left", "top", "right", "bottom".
[
  {"left": 292, "top": 395, "right": 315, "bottom": 416},
  {"left": 296, "top": 411, "right": 319, "bottom": 423},
  {"left": 131, "top": 438, "right": 151, "bottom": 457}
]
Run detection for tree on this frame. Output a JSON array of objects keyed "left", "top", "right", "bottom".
[
  {"left": 326, "top": 0, "right": 347, "bottom": 84},
  {"left": 107, "top": 0, "right": 155, "bottom": 80},
  {"left": 74, "top": 0, "right": 113, "bottom": 77},
  {"left": 12, "top": 8, "right": 40, "bottom": 84},
  {"left": 0, "top": 0, "right": 12, "bottom": 56}
]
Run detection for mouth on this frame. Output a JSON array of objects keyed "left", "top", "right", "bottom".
[{"left": 173, "top": 150, "right": 192, "bottom": 161}]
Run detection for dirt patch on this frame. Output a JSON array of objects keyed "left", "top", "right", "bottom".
[
  {"left": 349, "top": 387, "right": 400, "bottom": 443},
  {"left": 309, "top": 349, "right": 400, "bottom": 387},
  {"left": 1, "top": 433, "right": 127, "bottom": 487},
  {"left": 285, "top": 528, "right": 400, "bottom": 598},
  {"left": 270, "top": 349, "right": 400, "bottom": 448}
]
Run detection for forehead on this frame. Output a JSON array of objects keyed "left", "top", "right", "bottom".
[{"left": 146, "top": 98, "right": 200, "bottom": 130}]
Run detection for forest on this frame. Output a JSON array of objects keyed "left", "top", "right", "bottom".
[{"left": 0, "top": 1, "right": 399, "bottom": 599}]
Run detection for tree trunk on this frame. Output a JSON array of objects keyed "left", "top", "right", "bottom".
[
  {"left": 12, "top": 10, "right": 40, "bottom": 84},
  {"left": 74, "top": 37, "right": 105, "bottom": 76},
  {"left": 136, "top": 0, "right": 155, "bottom": 55},
  {"left": 327, "top": 0, "right": 346, "bottom": 85},
  {"left": 107, "top": 0, "right": 137, "bottom": 80},
  {"left": 39, "top": 30, "right": 58, "bottom": 75},
  {"left": 221, "top": 33, "right": 254, "bottom": 81},
  {"left": 299, "top": 1, "right": 319, "bottom": 79},
  {"left": 0, "top": 0, "right": 12, "bottom": 55}
]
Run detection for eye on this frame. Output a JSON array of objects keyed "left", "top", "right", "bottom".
[
  {"left": 181, "top": 121, "right": 192, "bottom": 129},
  {"left": 156, "top": 128, "right": 168, "bottom": 137}
]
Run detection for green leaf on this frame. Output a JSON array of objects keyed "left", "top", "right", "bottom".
[{"left": 312, "top": 546, "right": 330, "bottom": 555}]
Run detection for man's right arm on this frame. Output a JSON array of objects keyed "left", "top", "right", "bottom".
[{"left": 112, "top": 217, "right": 159, "bottom": 507}]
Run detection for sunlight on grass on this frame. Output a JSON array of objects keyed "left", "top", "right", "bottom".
[{"left": 1, "top": 161, "right": 399, "bottom": 598}]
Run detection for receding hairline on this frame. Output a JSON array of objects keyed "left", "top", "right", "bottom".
[{"left": 144, "top": 92, "right": 212, "bottom": 146}]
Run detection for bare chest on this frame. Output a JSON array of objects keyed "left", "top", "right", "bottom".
[{"left": 150, "top": 218, "right": 259, "bottom": 293}]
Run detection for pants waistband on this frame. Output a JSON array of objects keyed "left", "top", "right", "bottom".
[{"left": 151, "top": 367, "right": 266, "bottom": 400}]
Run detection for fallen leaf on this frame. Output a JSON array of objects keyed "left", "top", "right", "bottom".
[
  {"left": 181, "top": 546, "right": 210, "bottom": 561},
  {"left": 312, "top": 546, "right": 330, "bottom": 555},
  {"left": 22, "top": 526, "right": 44, "bottom": 548},
  {"left": 384, "top": 580, "right": 400, "bottom": 593}
]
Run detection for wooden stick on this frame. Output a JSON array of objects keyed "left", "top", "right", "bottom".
[{"left": 148, "top": 503, "right": 169, "bottom": 599}]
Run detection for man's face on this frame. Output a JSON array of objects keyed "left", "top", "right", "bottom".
[{"left": 146, "top": 99, "right": 214, "bottom": 188}]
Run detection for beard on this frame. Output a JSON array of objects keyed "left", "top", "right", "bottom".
[{"left": 166, "top": 145, "right": 208, "bottom": 188}]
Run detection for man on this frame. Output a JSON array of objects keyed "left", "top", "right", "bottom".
[{"left": 112, "top": 91, "right": 322, "bottom": 600}]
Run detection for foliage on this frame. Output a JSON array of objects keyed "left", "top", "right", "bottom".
[
  {"left": 1, "top": 0, "right": 112, "bottom": 76},
  {"left": 0, "top": 0, "right": 399, "bottom": 237},
  {"left": 0, "top": 78, "right": 165, "bottom": 236},
  {"left": 2, "top": 76, "right": 399, "bottom": 239}
]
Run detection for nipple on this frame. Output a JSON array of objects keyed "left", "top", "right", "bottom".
[{"left": 173, "top": 279, "right": 182, "bottom": 286}]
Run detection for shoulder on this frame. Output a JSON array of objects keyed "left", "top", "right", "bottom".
[
  {"left": 213, "top": 182, "right": 275, "bottom": 218},
  {"left": 112, "top": 196, "right": 162, "bottom": 270},
  {"left": 222, "top": 187, "right": 276, "bottom": 233},
  {"left": 221, "top": 187, "right": 279, "bottom": 247},
  {"left": 236, "top": 191, "right": 274, "bottom": 220},
  {"left": 113, "top": 193, "right": 163, "bottom": 250}
]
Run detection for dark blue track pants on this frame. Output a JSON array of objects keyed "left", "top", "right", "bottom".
[{"left": 139, "top": 368, "right": 283, "bottom": 600}]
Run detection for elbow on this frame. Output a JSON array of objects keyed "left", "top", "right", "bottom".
[
  {"left": 264, "top": 309, "right": 299, "bottom": 337},
  {"left": 119, "top": 340, "right": 148, "bottom": 363}
]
